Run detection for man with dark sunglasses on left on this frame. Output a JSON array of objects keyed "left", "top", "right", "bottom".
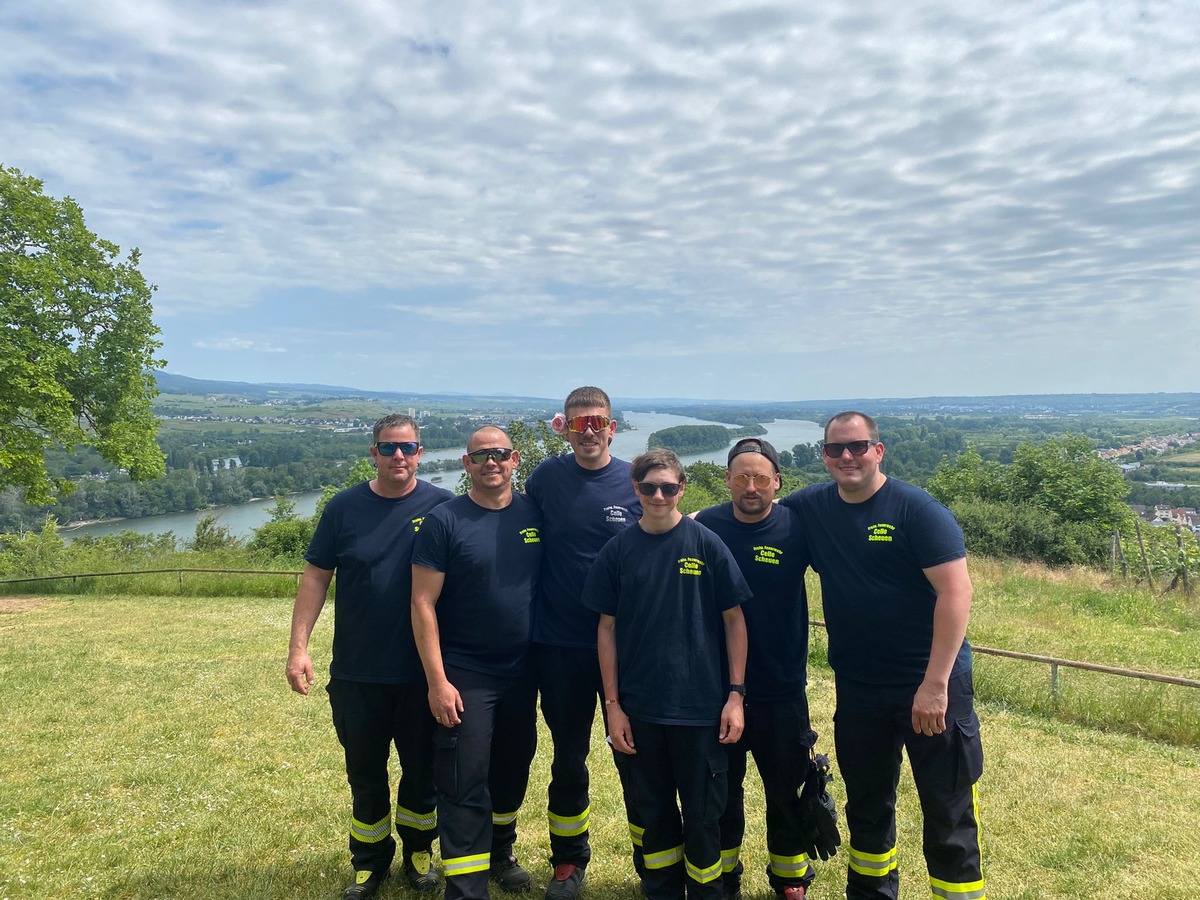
[{"left": 288, "top": 413, "right": 452, "bottom": 900}]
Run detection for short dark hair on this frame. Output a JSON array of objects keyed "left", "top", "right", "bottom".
[
  {"left": 631, "top": 449, "right": 686, "bottom": 482},
  {"left": 824, "top": 411, "right": 879, "bottom": 442},
  {"left": 564, "top": 386, "right": 612, "bottom": 415},
  {"left": 373, "top": 413, "right": 420, "bottom": 442}
]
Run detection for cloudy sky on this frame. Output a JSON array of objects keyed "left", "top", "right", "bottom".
[{"left": 3, "top": 1, "right": 1198, "bottom": 402}]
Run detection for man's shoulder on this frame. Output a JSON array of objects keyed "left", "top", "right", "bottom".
[
  {"left": 780, "top": 480, "right": 836, "bottom": 510},
  {"left": 878, "top": 477, "right": 945, "bottom": 512},
  {"left": 694, "top": 501, "right": 735, "bottom": 526},
  {"left": 424, "top": 492, "right": 472, "bottom": 521},
  {"left": 410, "top": 479, "right": 454, "bottom": 506},
  {"left": 320, "top": 479, "right": 369, "bottom": 512}
]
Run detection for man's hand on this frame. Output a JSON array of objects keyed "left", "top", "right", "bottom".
[
  {"left": 428, "top": 680, "right": 465, "bottom": 727},
  {"left": 286, "top": 650, "right": 314, "bottom": 695},
  {"left": 911, "top": 678, "right": 948, "bottom": 735},
  {"left": 719, "top": 696, "right": 744, "bottom": 744},
  {"left": 607, "top": 704, "right": 636, "bottom": 754}
]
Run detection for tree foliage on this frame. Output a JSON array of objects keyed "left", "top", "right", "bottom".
[
  {"left": 1, "top": 165, "right": 165, "bottom": 504},
  {"left": 929, "top": 434, "right": 1133, "bottom": 564}
]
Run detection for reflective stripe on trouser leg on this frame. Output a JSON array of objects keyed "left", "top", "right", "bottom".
[
  {"left": 721, "top": 847, "right": 741, "bottom": 874},
  {"left": 769, "top": 852, "right": 811, "bottom": 882},
  {"left": 493, "top": 810, "right": 519, "bottom": 827},
  {"left": 548, "top": 805, "right": 590, "bottom": 837},
  {"left": 396, "top": 804, "right": 437, "bottom": 835},
  {"left": 351, "top": 814, "right": 392, "bottom": 844},
  {"left": 848, "top": 844, "right": 898, "bottom": 878},
  {"left": 644, "top": 845, "right": 685, "bottom": 869},
  {"left": 686, "top": 855, "right": 723, "bottom": 884},
  {"left": 444, "top": 853, "right": 491, "bottom": 877},
  {"left": 931, "top": 875, "right": 987, "bottom": 900},
  {"left": 629, "top": 822, "right": 645, "bottom": 847}
]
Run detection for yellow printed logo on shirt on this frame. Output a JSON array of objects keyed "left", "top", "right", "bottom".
[
  {"left": 868, "top": 523, "right": 895, "bottom": 543},
  {"left": 753, "top": 544, "right": 783, "bottom": 566}
]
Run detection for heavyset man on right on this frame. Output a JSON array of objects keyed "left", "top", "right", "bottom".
[{"left": 780, "top": 411, "right": 985, "bottom": 900}]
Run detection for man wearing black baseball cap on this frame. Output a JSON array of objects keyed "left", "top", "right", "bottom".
[{"left": 697, "top": 438, "right": 820, "bottom": 900}]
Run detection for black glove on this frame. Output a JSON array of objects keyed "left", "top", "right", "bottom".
[{"left": 797, "top": 750, "right": 842, "bottom": 861}]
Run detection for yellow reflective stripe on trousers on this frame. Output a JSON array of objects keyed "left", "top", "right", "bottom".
[
  {"left": 685, "top": 856, "right": 723, "bottom": 884},
  {"left": 395, "top": 804, "right": 437, "bottom": 832},
  {"left": 443, "top": 853, "right": 491, "bottom": 877},
  {"left": 847, "top": 844, "right": 898, "bottom": 877},
  {"left": 721, "top": 847, "right": 741, "bottom": 873},
  {"left": 768, "top": 851, "right": 811, "bottom": 879},
  {"left": 643, "top": 845, "right": 684, "bottom": 870},
  {"left": 492, "top": 809, "right": 519, "bottom": 826},
  {"left": 629, "top": 822, "right": 645, "bottom": 847},
  {"left": 930, "top": 876, "right": 986, "bottom": 900},
  {"left": 349, "top": 814, "right": 391, "bottom": 843},
  {"left": 548, "top": 805, "right": 591, "bottom": 837}
]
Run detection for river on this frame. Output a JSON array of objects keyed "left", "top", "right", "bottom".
[{"left": 62, "top": 413, "right": 821, "bottom": 543}]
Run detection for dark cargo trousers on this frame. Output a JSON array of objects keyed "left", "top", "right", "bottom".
[
  {"left": 719, "top": 696, "right": 817, "bottom": 892},
  {"left": 626, "top": 719, "right": 727, "bottom": 900},
  {"left": 435, "top": 663, "right": 539, "bottom": 900},
  {"left": 833, "top": 672, "right": 985, "bottom": 900},
  {"left": 327, "top": 678, "right": 438, "bottom": 872},
  {"left": 535, "top": 643, "right": 644, "bottom": 871}
]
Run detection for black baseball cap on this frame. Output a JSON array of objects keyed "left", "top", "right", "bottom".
[{"left": 727, "top": 438, "right": 780, "bottom": 473}]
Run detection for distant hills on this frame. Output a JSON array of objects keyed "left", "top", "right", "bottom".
[{"left": 150, "top": 371, "right": 1200, "bottom": 418}]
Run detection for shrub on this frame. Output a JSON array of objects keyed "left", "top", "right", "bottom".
[{"left": 949, "top": 498, "right": 1107, "bottom": 566}]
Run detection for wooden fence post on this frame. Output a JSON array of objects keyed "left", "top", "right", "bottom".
[
  {"left": 1135, "top": 518, "right": 1155, "bottom": 589},
  {"left": 1177, "top": 525, "right": 1192, "bottom": 598}
]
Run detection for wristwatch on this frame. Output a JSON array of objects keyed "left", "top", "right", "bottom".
[{"left": 729, "top": 683, "right": 746, "bottom": 696}]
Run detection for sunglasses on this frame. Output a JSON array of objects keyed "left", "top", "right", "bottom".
[
  {"left": 467, "top": 447, "right": 514, "bottom": 464},
  {"left": 822, "top": 440, "right": 877, "bottom": 458},
  {"left": 566, "top": 414, "right": 612, "bottom": 433},
  {"left": 635, "top": 481, "right": 683, "bottom": 497},
  {"left": 374, "top": 441, "right": 420, "bottom": 457},
  {"left": 731, "top": 473, "right": 775, "bottom": 490}
]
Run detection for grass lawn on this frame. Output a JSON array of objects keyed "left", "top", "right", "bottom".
[{"left": 2, "top": 590, "right": 1199, "bottom": 899}]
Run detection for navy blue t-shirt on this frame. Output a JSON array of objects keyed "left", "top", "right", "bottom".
[
  {"left": 780, "top": 479, "right": 970, "bottom": 686},
  {"left": 581, "top": 516, "right": 752, "bottom": 725},
  {"left": 525, "top": 454, "right": 641, "bottom": 648},
  {"left": 411, "top": 493, "right": 542, "bottom": 678},
  {"left": 696, "top": 503, "right": 810, "bottom": 702},
  {"left": 305, "top": 479, "right": 453, "bottom": 683}
]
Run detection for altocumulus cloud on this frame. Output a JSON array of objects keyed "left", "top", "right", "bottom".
[{"left": 2, "top": 0, "right": 1198, "bottom": 400}]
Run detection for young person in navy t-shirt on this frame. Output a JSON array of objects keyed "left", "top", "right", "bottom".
[{"left": 583, "top": 449, "right": 750, "bottom": 900}]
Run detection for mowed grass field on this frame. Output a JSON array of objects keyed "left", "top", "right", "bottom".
[{"left": 2, "top": 577, "right": 1199, "bottom": 900}]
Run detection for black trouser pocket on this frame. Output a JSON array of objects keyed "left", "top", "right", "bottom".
[
  {"left": 703, "top": 751, "right": 729, "bottom": 825},
  {"left": 952, "top": 711, "right": 984, "bottom": 793},
  {"left": 433, "top": 730, "right": 460, "bottom": 801}
]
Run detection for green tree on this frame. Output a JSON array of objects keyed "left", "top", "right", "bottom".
[
  {"left": 248, "top": 494, "right": 315, "bottom": 562},
  {"left": 1, "top": 165, "right": 165, "bottom": 504},
  {"left": 929, "top": 435, "right": 1133, "bottom": 565}
]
